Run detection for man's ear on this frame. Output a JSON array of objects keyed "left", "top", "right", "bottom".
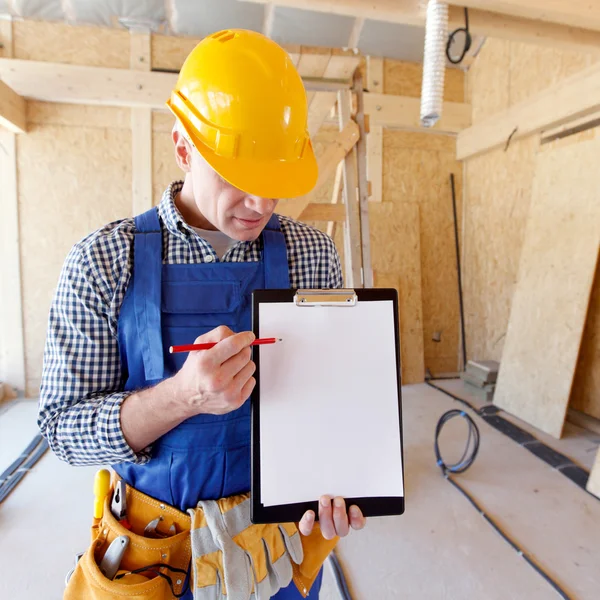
[{"left": 173, "top": 130, "right": 193, "bottom": 172}]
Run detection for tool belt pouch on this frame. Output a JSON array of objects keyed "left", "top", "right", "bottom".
[
  {"left": 188, "top": 493, "right": 307, "bottom": 600},
  {"left": 292, "top": 524, "right": 338, "bottom": 598},
  {"left": 64, "top": 484, "right": 192, "bottom": 600}
]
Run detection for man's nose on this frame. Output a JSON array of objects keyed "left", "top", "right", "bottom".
[{"left": 246, "top": 195, "right": 276, "bottom": 214}]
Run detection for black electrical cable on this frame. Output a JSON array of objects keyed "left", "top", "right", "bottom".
[
  {"left": 328, "top": 551, "right": 353, "bottom": 600},
  {"left": 0, "top": 435, "right": 49, "bottom": 504},
  {"left": 434, "top": 409, "right": 573, "bottom": 600},
  {"left": 446, "top": 8, "right": 472, "bottom": 65},
  {"left": 450, "top": 174, "right": 468, "bottom": 370}
]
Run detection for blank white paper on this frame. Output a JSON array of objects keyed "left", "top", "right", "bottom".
[{"left": 258, "top": 300, "right": 404, "bottom": 506}]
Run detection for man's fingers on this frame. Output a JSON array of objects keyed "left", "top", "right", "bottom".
[
  {"left": 231, "top": 361, "right": 256, "bottom": 395},
  {"left": 210, "top": 331, "right": 255, "bottom": 364},
  {"left": 349, "top": 505, "right": 366, "bottom": 530},
  {"left": 299, "top": 510, "right": 315, "bottom": 536},
  {"left": 333, "top": 497, "right": 349, "bottom": 537},
  {"left": 318, "top": 496, "right": 336, "bottom": 540},
  {"left": 219, "top": 346, "right": 252, "bottom": 381},
  {"left": 239, "top": 376, "right": 256, "bottom": 403},
  {"left": 195, "top": 325, "right": 235, "bottom": 344}
]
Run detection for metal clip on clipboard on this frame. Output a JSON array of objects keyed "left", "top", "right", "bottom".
[{"left": 293, "top": 289, "right": 357, "bottom": 307}]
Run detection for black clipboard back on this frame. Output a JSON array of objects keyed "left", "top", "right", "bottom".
[{"left": 250, "top": 288, "right": 404, "bottom": 524}]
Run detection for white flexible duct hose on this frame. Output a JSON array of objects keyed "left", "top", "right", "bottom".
[{"left": 420, "top": 0, "right": 449, "bottom": 127}]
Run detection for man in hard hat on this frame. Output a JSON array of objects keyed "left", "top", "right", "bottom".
[{"left": 39, "top": 30, "right": 365, "bottom": 599}]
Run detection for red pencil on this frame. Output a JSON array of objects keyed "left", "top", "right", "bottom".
[{"left": 169, "top": 338, "right": 281, "bottom": 354}]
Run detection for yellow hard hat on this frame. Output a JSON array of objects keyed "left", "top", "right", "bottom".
[{"left": 166, "top": 29, "right": 317, "bottom": 199}]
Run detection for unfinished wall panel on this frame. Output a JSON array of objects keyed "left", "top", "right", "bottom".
[
  {"left": 383, "top": 130, "right": 463, "bottom": 375},
  {"left": 13, "top": 20, "right": 130, "bottom": 67},
  {"left": 372, "top": 204, "right": 425, "bottom": 384},
  {"left": 493, "top": 138, "right": 600, "bottom": 438},
  {"left": 27, "top": 101, "right": 131, "bottom": 129},
  {"left": 18, "top": 123, "right": 132, "bottom": 395},
  {"left": 465, "top": 38, "right": 600, "bottom": 426},
  {"left": 571, "top": 259, "right": 600, "bottom": 420},
  {"left": 151, "top": 34, "right": 201, "bottom": 71}
]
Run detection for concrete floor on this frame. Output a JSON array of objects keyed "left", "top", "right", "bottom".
[{"left": 0, "top": 383, "right": 599, "bottom": 600}]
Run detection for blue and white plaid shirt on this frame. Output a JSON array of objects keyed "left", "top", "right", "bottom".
[{"left": 39, "top": 181, "right": 342, "bottom": 466}]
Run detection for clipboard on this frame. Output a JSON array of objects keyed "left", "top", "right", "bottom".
[{"left": 251, "top": 288, "right": 404, "bottom": 524}]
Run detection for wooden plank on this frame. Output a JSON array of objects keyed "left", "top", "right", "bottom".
[
  {"left": 0, "top": 58, "right": 176, "bottom": 108},
  {"left": 367, "top": 126, "right": 383, "bottom": 202},
  {"left": 493, "top": 138, "right": 600, "bottom": 438},
  {"left": 458, "top": 0, "right": 600, "bottom": 32},
  {"left": 327, "top": 161, "right": 344, "bottom": 239},
  {"left": 0, "top": 17, "right": 14, "bottom": 58},
  {"left": 277, "top": 120, "right": 359, "bottom": 219},
  {"left": 130, "top": 31, "right": 153, "bottom": 216},
  {"left": 366, "top": 93, "right": 471, "bottom": 134},
  {"left": 347, "top": 17, "right": 365, "bottom": 49},
  {"left": 338, "top": 89, "right": 363, "bottom": 287},
  {"left": 263, "top": 3, "right": 276, "bottom": 37},
  {"left": 587, "top": 448, "right": 600, "bottom": 499},
  {"left": 244, "top": 0, "right": 600, "bottom": 53},
  {"left": 297, "top": 50, "right": 332, "bottom": 107},
  {"left": 0, "top": 79, "right": 26, "bottom": 133},
  {"left": 366, "top": 56, "right": 384, "bottom": 93},
  {"left": 353, "top": 71, "right": 373, "bottom": 288},
  {"left": 298, "top": 203, "right": 346, "bottom": 222},
  {"left": 0, "top": 129, "right": 25, "bottom": 392},
  {"left": 457, "top": 62, "right": 600, "bottom": 160},
  {"left": 307, "top": 55, "right": 360, "bottom": 137}
]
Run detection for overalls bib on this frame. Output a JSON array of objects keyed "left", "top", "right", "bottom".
[{"left": 113, "top": 207, "right": 322, "bottom": 599}]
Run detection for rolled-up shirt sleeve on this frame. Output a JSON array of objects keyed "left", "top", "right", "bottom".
[{"left": 38, "top": 242, "right": 149, "bottom": 466}]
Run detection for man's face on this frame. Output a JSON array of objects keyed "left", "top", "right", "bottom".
[{"left": 174, "top": 129, "right": 279, "bottom": 241}]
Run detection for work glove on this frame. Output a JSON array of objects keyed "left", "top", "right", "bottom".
[{"left": 188, "top": 494, "right": 303, "bottom": 600}]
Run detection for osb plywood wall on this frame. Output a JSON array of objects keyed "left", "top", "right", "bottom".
[
  {"left": 464, "top": 38, "right": 600, "bottom": 419},
  {"left": 7, "top": 19, "right": 463, "bottom": 393}
]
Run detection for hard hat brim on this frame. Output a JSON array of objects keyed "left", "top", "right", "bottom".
[{"left": 190, "top": 130, "right": 319, "bottom": 200}]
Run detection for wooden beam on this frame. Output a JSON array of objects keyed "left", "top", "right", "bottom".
[
  {"left": 299, "top": 203, "right": 346, "bottom": 222},
  {"left": 0, "top": 17, "right": 14, "bottom": 58},
  {"left": 277, "top": 120, "right": 360, "bottom": 219},
  {"left": 457, "top": 0, "right": 600, "bottom": 32},
  {"left": 0, "top": 129, "right": 25, "bottom": 392},
  {"left": 327, "top": 161, "right": 344, "bottom": 238},
  {"left": 353, "top": 69, "right": 373, "bottom": 288},
  {"left": 307, "top": 55, "right": 359, "bottom": 137},
  {"left": 0, "top": 79, "right": 26, "bottom": 134},
  {"left": 0, "top": 57, "right": 354, "bottom": 109},
  {"left": 462, "top": 7, "right": 600, "bottom": 55},
  {"left": 367, "top": 125, "right": 383, "bottom": 202},
  {"left": 263, "top": 3, "right": 276, "bottom": 37},
  {"left": 457, "top": 62, "right": 600, "bottom": 160},
  {"left": 347, "top": 17, "right": 365, "bottom": 49},
  {"left": 365, "top": 56, "right": 384, "bottom": 94},
  {"left": 338, "top": 89, "right": 363, "bottom": 287},
  {"left": 243, "top": 0, "right": 600, "bottom": 54},
  {"left": 130, "top": 30, "right": 153, "bottom": 215},
  {"left": 366, "top": 93, "right": 471, "bottom": 134}
]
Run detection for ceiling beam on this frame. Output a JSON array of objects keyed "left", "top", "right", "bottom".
[
  {"left": 241, "top": 0, "right": 600, "bottom": 54},
  {"left": 0, "top": 79, "right": 26, "bottom": 134},
  {"left": 347, "top": 17, "right": 365, "bottom": 49},
  {"left": 455, "top": 1, "right": 600, "bottom": 32},
  {"left": 263, "top": 3, "right": 276, "bottom": 37}
]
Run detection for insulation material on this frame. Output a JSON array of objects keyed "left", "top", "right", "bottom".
[
  {"left": 493, "top": 138, "right": 600, "bottom": 438},
  {"left": 359, "top": 20, "right": 425, "bottom": 63},
  {"left": 384, "top": 59, "right": 465, "bottom": 102},
  {"left": 383, "top": 130, "right": 462, "bottom": 375},
  {"left": 13, "top": 19, "right": 130, "bottom": 67},
  {"left": 571, "top": 258, "right": 600, "bottom": 420},
  {"left": 371, "top": 204, "right": 425, "bottom": 385},
  {"left": 18, "top": 124, "right": 132, "bottom": 395}
]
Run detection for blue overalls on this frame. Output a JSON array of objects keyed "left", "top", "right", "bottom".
[{"left": 113, "top": 207, "right": 322, "bottom": 599}]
